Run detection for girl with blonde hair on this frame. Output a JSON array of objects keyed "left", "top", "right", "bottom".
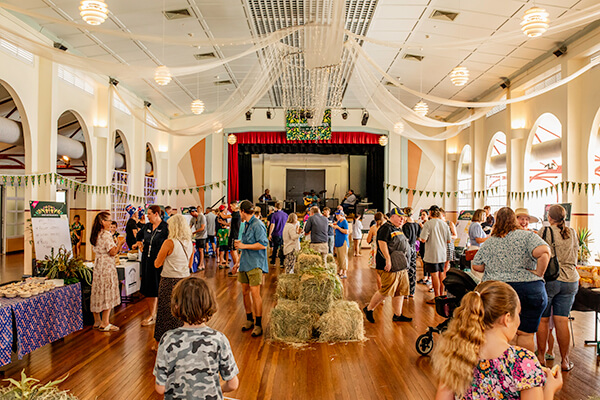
[
  {"left": 433, "top": 280, "right": 562, "bottom": 399},
  {"left": 153, "top": 214, "right": 194, "bottom": 344}
]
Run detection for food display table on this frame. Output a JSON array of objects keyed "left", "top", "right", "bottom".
[
  {"left": 84, "top": 260, "right": 141, "bottom": 298},
  {"left": 572, "top": 286, "right": 600, "bottom": 359},
  {"left": 0, "top": 283, "right": 82, "bottom": 367}
]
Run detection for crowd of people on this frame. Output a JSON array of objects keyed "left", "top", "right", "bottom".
[{"left": 83, "top": 198, "right": 582, "bottom": 399}]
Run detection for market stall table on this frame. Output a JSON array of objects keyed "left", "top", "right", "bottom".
[
  {"left": 572, "top": 286, "right": 600, "bottom": 359},
  {"left": 0, "top": 283, "right": 82, "bottom": 366}
]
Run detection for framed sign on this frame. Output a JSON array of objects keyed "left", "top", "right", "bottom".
[{"left": 30, "top": 201, "right": 72, "bottom": 260}]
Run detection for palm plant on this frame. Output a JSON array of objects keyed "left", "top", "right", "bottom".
[
  {"left": 577, "top": 227, "right": 594, "bottom": 263},
  {"left": 0, "top": 370, "right": 78, "bottom": 399},
  {"left": 37, "top": 247, "right": 92, "bottom": 285}
]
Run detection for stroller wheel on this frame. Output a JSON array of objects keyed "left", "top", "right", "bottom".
[{"left": 415, "top": 333, "right": 434, "bottom": 356}]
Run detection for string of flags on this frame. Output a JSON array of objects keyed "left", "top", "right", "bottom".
[
  {"left": 0, "top": 173, "right": 226, "bottom": 203},
  {"left": 385, "top": 181, "right": 599, "bottom": 199}
]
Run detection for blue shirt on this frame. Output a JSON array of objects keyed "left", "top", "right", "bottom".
[
  {"left": 269, "top": 210, "right": 288, "bottom": 237},
  {"left": 239, "top": 216, "right": 269, "bottom": 273},
  {"left": 472, "top": 229, "right": 548, "bottom": 283},
  {"left": 469, "top": 222, "right": 487, "bottom": 248},
  {"left": 334, "top": 218, "right": 349, "bottom": 248}
]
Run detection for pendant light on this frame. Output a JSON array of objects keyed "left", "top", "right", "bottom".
[
  {"left": 393, "top": 121, "right": 404, "bottom": 134},
  {"left": 521, "top": 7, "right": 549, "bottom": 38},
  {"left": 79, "top": 0, "right": 108, "bottom": 25},
  {"left": 227, "top": 134, "right": 238, "bottom": 145},
  {"left": 378, "top": 135, "right": 388, "bottom": 146},
  {"left": 154, "top": 66, "right": 172, "bottom": 86},
  {"left": 414, "top": 101, "right": 428, "bottom": 117},
  {"left": 190, "top": 100, "right": 205, "bottom": 115},
  {"left": 450, "top": 66, "right": 469, "bottom": 86}
]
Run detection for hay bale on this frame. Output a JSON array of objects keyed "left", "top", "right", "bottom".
[
  {"left": 295, "top": 253, "right": 323, "bottom": 274},
  {"left": 276, "top": 274, "right": 300, "bottom": 300},
  {"left": 270, "top": 299, "right": 318, "bottom": 343},
  {"left": 324, "top": 262, "right": 337, "bottom": 275},
  {"left": 317, "top": 300, "right": 365, "bottom": 342},
  {"left": 298, "top": 267, "right": 342, "bottom": 314},
  {"left": 326, "top": 254, "right": 335, "bottom": 264}
]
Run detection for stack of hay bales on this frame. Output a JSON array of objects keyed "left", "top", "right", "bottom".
[{"left": 271, "top": 246, "right": 365, "bottom": 343}]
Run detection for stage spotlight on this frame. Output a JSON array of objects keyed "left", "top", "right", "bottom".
[
  {"left": 245, "top": 110, "right": 252, "bottom": 121},
  {"left": 53, "top": 42, "right": 68, "bottom": 51},
  {"left": 144, "top": 101, "right": 152, "bottom": 108},
  {"left": 341, "top": 109, "right": 348, "bottom": 120},
  {"left": 266, "top": 109, "right": 272, "bottom": 119},
  {"left": 361, "top": 110, "right": 369, "bottom": 126}
]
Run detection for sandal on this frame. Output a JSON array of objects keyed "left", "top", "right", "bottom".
[
  {"left": 562, "top": 361, "right": 574, "bottom": 372},
  {"left": 99, "top": 323, "right": 119, "bottom": 332},
  {"left": 142, "top": 317, "right": 155, "bottom": 326},
  {"left": 92, "top": 324, "right": 101, "bottom": 330}
]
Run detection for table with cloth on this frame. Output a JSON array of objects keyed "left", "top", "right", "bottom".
[
  {"left": 572, "top": 286, "right": 600, "bottom": 359},
  {"left": 0, "top": 283, "right": 82, "bottom": 367}
]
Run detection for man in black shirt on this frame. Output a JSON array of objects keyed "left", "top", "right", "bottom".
[
  {"left": 363, "top": 207, "right": 412, "bottom": 324},
  {"left": 228, "top": 202, "right": 242, "bottom": 277}
]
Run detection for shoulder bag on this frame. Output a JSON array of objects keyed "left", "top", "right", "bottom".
[{"left": 542, "top": 227, "right": 560, "bottom": 281}]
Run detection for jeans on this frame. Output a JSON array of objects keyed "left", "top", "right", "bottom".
[
  {"left": 542, "top": 280, "right": 578, "bottom": 317},
  {"left": 270, "top": 235, "right": 284, "bottom": 265},
  {"left": 327, "top": 235, "right": 335, "bottom": 254}
]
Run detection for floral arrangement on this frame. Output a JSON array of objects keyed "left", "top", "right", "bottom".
[{"left": 36, "top": 247, "right": 92, "bottom": 285}]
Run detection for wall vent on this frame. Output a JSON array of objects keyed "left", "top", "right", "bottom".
[
  {"left": 403, "top": 54, "right": 424, "bottom": 62},
  {"left": 163, "top": 9, "right": 192, "bottom": 20},
  {"left": 430, "top": 10, "right": 459, "bottom": 22},
  {"left": 194, "top": 52, "right": 217, "bottom": 60},
  {"left": 214, "top": 80, "right": 233, "bottom": 86}
]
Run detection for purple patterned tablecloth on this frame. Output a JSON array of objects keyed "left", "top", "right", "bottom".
[
  {"left": 0, "top": 283, "right": 82, "bottom": 363},
  {"left": 0, "top": 303, "right": 12, "bottom": 367}
]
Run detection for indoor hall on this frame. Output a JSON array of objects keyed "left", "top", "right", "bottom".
[{"left": 0, "top": 1, "right": 600, "bottom": 399}]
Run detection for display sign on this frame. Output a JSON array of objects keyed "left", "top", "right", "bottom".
[
  {"left": 362, "top": 209, "right": 377, "bottom": 233},
  {"left": 543, "top": 203, "right": 572, "bottom": 227},
  {"left": 455, "top": 210, "right": 476, "bottom": 248},
  {"left": 122, "top": 261, "right": 141, "bottom": 296},
  {"left": 30, "top": 201, "right": 72, "bottom": 260},
  {"left": 286, "top": 109, "right": 331, "bottom": 140}
]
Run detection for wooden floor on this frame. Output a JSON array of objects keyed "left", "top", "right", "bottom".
[{"left": 1, "top": 251, "right": 600, "bottom": 399}]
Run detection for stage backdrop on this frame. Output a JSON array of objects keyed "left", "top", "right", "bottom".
[{"left": 227, "top": 132, "right": 384, "bottom": 211}]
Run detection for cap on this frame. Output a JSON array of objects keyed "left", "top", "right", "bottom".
[
  {"left": 125, "top": 204, "right": 136, "bottom": 216},
  {"left": 389, "top": 207, "right": 407, "bottom": 217},
  {"left": 219, "top": 205, "right": 227, "bottom": 211},
  {"left": 189, "top": 207, "right": 197, "bottom": 212},
  {"left": 335, "top": 210, "right": 345, "bottom": 216}
]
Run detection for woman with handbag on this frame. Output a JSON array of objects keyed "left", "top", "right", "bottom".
[
  {"left": 472, "top": 207, "right": 551, "bottom": 352},
  {"left": 536, "top": 204, "right": 579, "bottom": 371}
]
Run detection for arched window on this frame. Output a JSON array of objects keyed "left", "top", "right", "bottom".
[
  {"left": 485, "top": 132, "right": 507, "bottom": 212},
  {"left": 457, "top": 145, "right": 472, "bottom": 211},
  {"left": 145, "top": 143, "right": 157, "bottom": 205},
  {"left": 112, "top": 130, "right": 130, "bottom": 235},
  {"left": 525, "top": 113, "right": 562, "bottom": 222}
]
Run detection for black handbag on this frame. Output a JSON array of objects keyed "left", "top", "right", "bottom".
[{"left": 542, "top": 227, "right": 560, "bottom": 281}]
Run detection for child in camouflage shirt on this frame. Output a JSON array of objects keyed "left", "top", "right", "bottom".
[{"left": 154, "top": 277, "right": 239, "bottom": 399}]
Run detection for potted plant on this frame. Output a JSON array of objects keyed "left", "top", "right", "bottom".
[
  {"left": 0, "top": 370, "right": 78, "bottom": 399},
  {"left": 577, "top": 227, "right": 594, "bottom": 265}
]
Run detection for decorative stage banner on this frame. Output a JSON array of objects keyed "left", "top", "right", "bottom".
[
  {"left": 29, "top": 201, "right": 72, "bottom": 261},
  {"left": 286, "top": 109, "right": 331, "bottom": 140}
]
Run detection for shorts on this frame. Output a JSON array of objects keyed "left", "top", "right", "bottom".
[
  {"left": 238, "top": 268, "right": 263, "bottom": 286},
  {"left": 424, "top": 262, "right": 445, "bottom": 273},
  {"left": 228, "top": 236, "right": 237, "bottom": 251},
  {"left": 542, "top": 280, "right": 578, "bottom": 318},
  {"left": 377, "top": 269, "right": 409, "bottom": 297},
  {"left": 207, "top": 235, "right": 215, "bottom": 244},
  {"left": 508, "top": 280, "right": 548, "bottom": 334},
  {"left": 195, "top": 238, "right": 206, "bottom": 250}
]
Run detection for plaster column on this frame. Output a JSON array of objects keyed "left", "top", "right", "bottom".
[
  {"left": 472, "top": 116, "right": 486, "bottom": 209},
  {"left": 508, "top": 128, "right": 528, "bottom": 209}
]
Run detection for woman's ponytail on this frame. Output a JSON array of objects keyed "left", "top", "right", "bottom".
[
  {"left": 433, "top": 281, "right": 519, "bottom": 396},
  {"left": 548, "top": 204, "right": 569, "bottom": 239}
]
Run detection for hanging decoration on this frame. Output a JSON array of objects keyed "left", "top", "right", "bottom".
[
  {"left": 414, "top": 101, "right": 428, "bottom": 117},
  {"left": 190, "top": 100, "right": 205, "bottom": 115},
  {"left": 154, "top": 66, "right": 172, "bottom": 86},
  {"left": 227, "top": 134, "right": 238, "bottom": 145},
  {"left": 79, "top": 0, "right": 108, "bottom": 26},
  {"left": 449, "top": 66, "right": 469, "bottom": 86},
  {"left": 378, "top": 135, "right": 388, "bottom": 146},
  {"left": 393, "top": 122, "right": 404, "bottom": 135},
  {"left": 521, "top": 7, "right": 550, "bottom": 38}
]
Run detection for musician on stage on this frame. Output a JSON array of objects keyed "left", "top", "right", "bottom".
[
  {"left": 259, "top": 189, "right": 272, "bottom": 203},
  {"left": 341, "top": 189, "right": 358, "bottom": 215},
  {"left": 303, "top": 190, "right": 319, "bottom": 208}
]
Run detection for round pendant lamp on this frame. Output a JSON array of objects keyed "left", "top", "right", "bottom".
[
  {"left": 154, "top": 65, "right": 172, "bottom": 86},
  {"left": 79, "top": 0, "right": 108, "bottom": 25},
  {"left": 521, "top": 7, "right": 549, "bottom": 38}
]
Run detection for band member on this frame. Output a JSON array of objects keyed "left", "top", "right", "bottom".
[
  {"left": 259, "top": 189, "right": 272, "bottom": 203},
  {"left": 303, "top": 190, "right": 319, "bottom": 208}
]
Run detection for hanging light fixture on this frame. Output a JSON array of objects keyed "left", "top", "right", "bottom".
[
  {"left": 450, "top": 66, "right": 469, "bottom": 86},
  {"left": 521, "top": 7, "right": 549, "bottom": 37},
  {"left": 79, "top": 0, "right": 108, "bottom": 25},
  {"left": 378, "top": 135, "right": 388, "bottom": 147},
  {"left": 154, "top": 65, "right": 172, "bottom": 86},
  {"left": 393, "top": 122, "right": 404, "bottom": 134},
  {"left": 227, "top": 134, "right": 237, "bottom": 145},
  {"left": 414, "top": 101, "right": 428, "bottom": 117},
  {"left": 190, "top": 100, "right": 205, "bottom": 115}
]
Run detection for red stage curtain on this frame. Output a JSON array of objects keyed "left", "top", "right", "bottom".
[
  {"left": 227, "top": 131, "right": 382, "bottom": 202},
  {"left": 227, "top": 142, "right": 238, "bottom": 202}
]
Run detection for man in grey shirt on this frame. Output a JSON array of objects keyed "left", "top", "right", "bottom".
[
  {"left": 304, "top": 206, "right": 329, "bottom": 261},
  {"left": 190, "top": 206, "right": 207, "bottom": 270},
  {"left": 205, "top": 208, "right": 217, "bottom": 257}
]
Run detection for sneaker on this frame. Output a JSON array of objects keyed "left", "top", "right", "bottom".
[
  {"left": 363, "top": 306, "right": 375, "bottom": 323},
  {"left": 251, "top": 325, "right": 263, "bottom": 337},
  {"left": 242, "top": 320, "right": 254, "bottom": 331},
  {"left": 392, "top": 314, "right": 413, "bottom": 322}
]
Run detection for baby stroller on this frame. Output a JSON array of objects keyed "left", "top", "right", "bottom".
[{"left": 415, "top": 268, "right": 478, "bottom": 356}]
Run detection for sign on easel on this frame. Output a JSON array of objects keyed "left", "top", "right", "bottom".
[
  {"left": 30, "top": 201, "right": 72, "bottom": 260},
  {"left": 454, "top": 210, "right": 475, "bottom": 248}
]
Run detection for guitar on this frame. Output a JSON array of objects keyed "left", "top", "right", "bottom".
[{"left": 304, "top": 195, "right": 318, "bottom": 206}]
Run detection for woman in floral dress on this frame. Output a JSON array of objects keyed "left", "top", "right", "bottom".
[{"left": 90, "top": 211, "right": 125, "bottom": 332}]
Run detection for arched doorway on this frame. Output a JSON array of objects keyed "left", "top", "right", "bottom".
[
  {"left": 524, "top": 113, "right": 562, "bottom": 222},
  {"left": 457, "top": 145, "right": 472, "bottom": 211},
  {"left": 145, "top": 143, "right": 157, "bottom": 205},
  {"left": 485, "top": 132, "right": 507, "bottom": 212}
]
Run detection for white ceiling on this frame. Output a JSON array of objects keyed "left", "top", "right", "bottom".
[{"left": 3, "top": 0, "right": 599, "bottom": 120}]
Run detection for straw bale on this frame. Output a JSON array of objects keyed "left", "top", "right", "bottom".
[
  {"left": 298, "top": 267, "right": 342, "bottom": 314},
  {"left": 276, "top": 273, "right": 300, "bottom": 300},
  {"left": 270, "top": 299, "right": 318, "bottom": 343},
  {"left": 295, "top": 253, "right": 323, "bottom": 274},
  {"left": 317, "top": 300, "right": 365, "bottom": 342}
]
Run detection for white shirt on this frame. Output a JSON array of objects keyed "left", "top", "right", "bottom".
[
  {"left": 283, "top": 223, "right": 302, "bottom": 255},
  {"left": 343, "top": 194, "right": 357, "bottom": 205},
  {"left": 352, "top": 219, "right": 363, "bottom": 239},
  {"left": 419, "top": 218, "right": 451, "bottom": 264},
  {"left": 162, "top": 239, "right": 194, "bottom": 278}
]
